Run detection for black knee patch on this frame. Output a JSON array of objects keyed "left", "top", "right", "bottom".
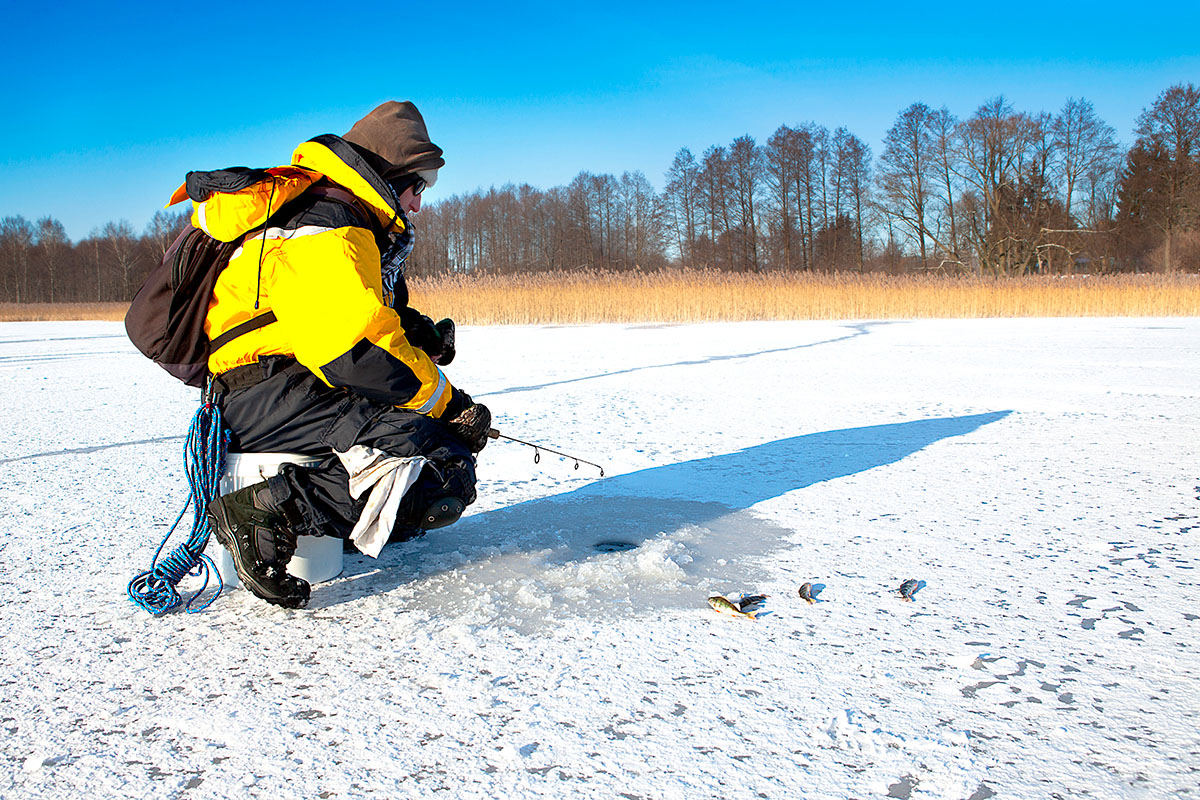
[
  {"left": 418, "top": 497, "right": 465, "bottom": 530},
  {"left": 393, "top": 458, "right": 476, "bottom": 534}
]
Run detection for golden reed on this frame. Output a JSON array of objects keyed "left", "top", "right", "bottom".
[
  {"left": 0, "top": 302, "right": 131, "bottom": 322},
  {"left": 409, "top": 270, "right": 1200, "bottom": 325},
  {"left": 2, "top": 272, "right": 1198, "bottom": 323}
]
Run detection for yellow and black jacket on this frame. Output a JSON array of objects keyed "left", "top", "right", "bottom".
[{"left": 171, "top": 135, "right": 455, "bottom": 418}]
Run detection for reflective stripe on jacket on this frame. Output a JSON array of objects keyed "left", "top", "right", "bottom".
[{"left": 183, "top": 135, "right": 454, "bottom": 418}]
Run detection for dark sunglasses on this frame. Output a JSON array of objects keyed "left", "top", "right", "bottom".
[{"left": 390, "top": 174, "right": 426, "bottom": 198}]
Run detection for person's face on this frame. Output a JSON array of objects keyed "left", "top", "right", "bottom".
[
  {"left": 398, "top": 186, "right": 422, "bottom": 214},
  {"left": 391, "top": 174, "right": 427, "bottom": 215}
]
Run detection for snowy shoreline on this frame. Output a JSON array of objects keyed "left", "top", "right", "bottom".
[{"left": 1, "top": 318, "right": 1196, "bottom": 798}]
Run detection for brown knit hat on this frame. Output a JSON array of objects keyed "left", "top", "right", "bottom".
[{"left": 343, "top": 101, "right": 445, "bottom": 184}]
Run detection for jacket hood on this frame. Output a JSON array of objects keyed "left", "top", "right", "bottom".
[
  {"left": 292, "top": 134, "right": 407, "bottom": 233},
  {"left": 341, "top": 100, "right": 445, "bottom": 180}
]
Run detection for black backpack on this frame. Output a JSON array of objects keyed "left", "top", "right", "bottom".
[
  {"left": 125, "top": 225, "right": 247, "bottom": 387},
  {"left": 125, "top": 171, "right": 364, "bottom": 387}
]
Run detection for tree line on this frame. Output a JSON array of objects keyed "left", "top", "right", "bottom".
[
  {"left": 3, "top": 83, "right": 1198, "bottom": 304},
  {"left": 411, "top": 84, "right": 1199, "bottom": 278},
  {"left": 0, "top": 212, "right": 187, "bottom": 304}
]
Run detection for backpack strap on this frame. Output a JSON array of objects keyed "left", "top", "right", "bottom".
[
  {"left": 209, "top": 312, "right": 277, "bottom": 353},
  {"left": 307, "top": 184, "right": 374, "bottom": 230}
]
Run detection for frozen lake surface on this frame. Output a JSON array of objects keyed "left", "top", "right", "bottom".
[{"left": 1, "top": 317, "right": 1197, "bottom": 799}]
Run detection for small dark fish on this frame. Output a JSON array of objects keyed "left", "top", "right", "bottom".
[
  {"left": 738, "top": 594, "right": 769, "bottom": 610},
  {"left": 899, "top": 579, "right": 920, "bottom": 601},
  {"left": 798, "top": 583, "right": 816, "bottom": 604}
]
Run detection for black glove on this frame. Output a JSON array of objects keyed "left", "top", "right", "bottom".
[
  {"left": 399, "top": 308, "right": 456, "bottom": 365},
  {"left": 399, "top": 308, "right": 440, "bottom": 356},
  {"left": 433, "top": 318, "right": 455, "bottom": 365},
  {"left": 442, "top": 392, "right": 491, "bottom": 453}
]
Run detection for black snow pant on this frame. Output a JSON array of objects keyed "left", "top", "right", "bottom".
[{"left": 213, "top": 356, "right": 476, "bottom": 541}]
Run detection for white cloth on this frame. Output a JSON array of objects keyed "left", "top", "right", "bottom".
[{"left": 335, "top": 445, "right": 429, "bottom": 558}]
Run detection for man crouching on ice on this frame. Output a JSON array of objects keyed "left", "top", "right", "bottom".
[{"left": 203, "top": 101, "right": 491, "bottom": 608}]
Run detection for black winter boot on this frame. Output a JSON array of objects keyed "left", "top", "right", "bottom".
[{"left": 207, "top": 481, "right": 310, "bottom": 608}]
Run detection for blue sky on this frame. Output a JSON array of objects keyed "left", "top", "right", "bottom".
[{"left": 2, "top": 0, "right": 1198, "bottom": 240}]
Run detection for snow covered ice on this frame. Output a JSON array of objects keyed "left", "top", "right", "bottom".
[{"left": 0, "top": 317, "right": 1197, "bottom": 799}]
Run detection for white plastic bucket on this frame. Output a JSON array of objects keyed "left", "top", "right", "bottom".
[{"left": 209, "top": 452, "right": 344, "bottom": 588}]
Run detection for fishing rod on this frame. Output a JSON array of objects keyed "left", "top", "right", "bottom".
[{"left": 487, "top": 428, "right": 605, "bottom": 477}]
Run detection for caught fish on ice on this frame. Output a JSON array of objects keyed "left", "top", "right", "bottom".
[
  {"left": 708, "top": 595, "right": 758, "bottom": 619},
  {"left": 797, "top": 582, "right": 816, "bottom": 604},
  {"left": 738, "top": 593, "right": 769, "bottom": 609},
  {"left": 708, "top": 595, "right": 760, "bottom": 620}
]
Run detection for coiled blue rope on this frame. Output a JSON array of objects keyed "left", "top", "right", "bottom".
[{"left": 127, "top": 393, "right": 228, "bottom": 614}]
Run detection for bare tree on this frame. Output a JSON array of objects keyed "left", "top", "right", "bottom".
[
  {"left": 1052, "top": 98, "right": 1120, "bottom": 225},
  {"left": 699, "top": 145, "right": 732, "bottom": 270},
  {"left": 766, "top": 124, "right": 819, "bottom": 269},
  {"left": 1081, "top": 145, "right": 1122, "bottom": 231},
  {"left": 146, "top": 209, "right": 190, "bottom": 259},
  {"left": 794, "top": 124, "right": 824, "bottom": 269},
  {"left": 1025, "top": 112, "right": 1077, "bottom": 273},
  {"left": 619, "top": 170, "right": 664, "bottom": 270},
  {"left": 101, "top": 220, "right": 141, "bottom": 299},
  {"left": 763, "top": 126, "right": 798, "bottom": 269},
  {"left": 664, "top": 148, "right": 701, "bottom": 265},
  {"left": 567, "top": 172, "right": 600, "bottom": 268},
  {"left": 727, "top": 135, "right": 762, "bottom": 271},
  {"left": 824, "top": 128, "right": 876, "bottom": 270},
  {"left": 35, "top": 217, "right": 70, "bottom": 303},
  {"left": 927, "top": 107, "right": 962, "bottom": 266},
  {"left": 594, "top": 173, "right": 621, "bottom": 269},
  {"left": 954, "top": 97, "right": 1047, "bottom": 275},
  {"left": 812, "top": 126, "right": 832, "bottom": 266},
  {"left": 878, "top": 102, "right": 936, "bottom": 269},
  {"left": 838, "top": 132, "right": 872, "bottom": 271},
  {"left": 0, "top": 216, "right": 34, "bottom": 302}
]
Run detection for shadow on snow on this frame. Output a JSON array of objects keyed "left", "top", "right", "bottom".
[{"left": 312, "top": 411, "right": 1011, "bottom": 611}]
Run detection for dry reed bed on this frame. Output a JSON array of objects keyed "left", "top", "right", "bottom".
[
  {"left": 0, "top": 302, "right": 130, "bottom": 322},
  {"left": 2, "top": 272, "right": 1197, "bottom": 323},
  {"left": 409, "top": 271, "right": 1200, "bottom": 325}
]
